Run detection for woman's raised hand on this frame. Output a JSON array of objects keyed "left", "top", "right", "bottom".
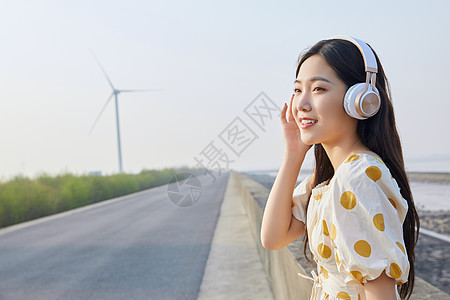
[{"left": 280, "top": 94, "right": 312, "bottom": 157}]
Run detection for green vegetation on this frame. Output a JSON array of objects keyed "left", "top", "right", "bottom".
[{"left": 0, "top": 168, "right": 185, "bottom": 229}]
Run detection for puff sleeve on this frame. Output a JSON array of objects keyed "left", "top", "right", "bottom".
[
  {"left": 329, "top": 155, "right": 410, "bottom": 285},
  {"left": 291, "top": 174, "right": 313, "bottom": 224}
]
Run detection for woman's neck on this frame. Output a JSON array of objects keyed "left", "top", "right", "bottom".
[{"left": 322, "top": 138, "right": 372, "bottom": 172}]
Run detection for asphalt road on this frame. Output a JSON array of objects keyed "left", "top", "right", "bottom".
[{"left": 0, "top": 171, "right": 230, "bottom": 300}]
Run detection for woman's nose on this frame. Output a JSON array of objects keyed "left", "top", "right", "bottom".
[{"left": 296, "top": 94, "right": 312, "bottom": 112}]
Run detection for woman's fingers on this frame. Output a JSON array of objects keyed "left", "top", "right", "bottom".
[
  {"left": 280, "top": 102, "right": 288, "bottom": 125},
  {"left": 281, "top": 95, "right": 297, "bottom": 127},
  {"left": 287, "top": 94, "right": 295, "bottom": 123}
]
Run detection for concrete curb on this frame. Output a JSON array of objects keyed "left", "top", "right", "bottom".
[
  {"left": 197, "top": 171, "right": 274, "bottom": 299},
  {"left": 234, "top": 172, "right": 450, "bottom": 300},
  {"left": 235, "top": 172, "right": 313, "bottom": 300}
]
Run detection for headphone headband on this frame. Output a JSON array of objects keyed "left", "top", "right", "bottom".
[
  {"left": 330, "top": 35, "right": 378, "bottom": 73},
  {"left": 327, "top": 35, "right": 381, "bottom": 119}
]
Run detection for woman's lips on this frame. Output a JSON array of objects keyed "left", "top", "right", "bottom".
[{"left": 299, "top": 118, "right": 317, "bottom": 129}]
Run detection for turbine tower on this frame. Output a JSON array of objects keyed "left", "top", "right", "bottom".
[{"left": 89, "top": 52, "right": 161, "bottom": 174}]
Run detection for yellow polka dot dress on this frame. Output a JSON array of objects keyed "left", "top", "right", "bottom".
[{"left": 291, "top": 153, "right": 409, "bottom": 300}]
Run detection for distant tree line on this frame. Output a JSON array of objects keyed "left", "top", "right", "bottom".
[{"left": 0, "top": 168, "right": 187, "bottom": 229}]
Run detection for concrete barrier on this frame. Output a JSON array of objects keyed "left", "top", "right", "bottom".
[
  {"left": 234, "top": 171, "right": 313, "bottom": 300},
  {"left": 233, "top": 171, "right": 450, "bottom": 300}
]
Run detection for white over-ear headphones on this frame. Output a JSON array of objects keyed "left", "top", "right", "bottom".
[{"left": 331, "top": 35, "right": 381, "bottom": 120}]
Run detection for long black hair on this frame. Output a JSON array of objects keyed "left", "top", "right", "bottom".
[{"left": 296, "top": 39, "right": 420, "bottom": 300}]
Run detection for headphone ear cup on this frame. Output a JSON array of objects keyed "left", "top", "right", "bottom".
[
  {"left": 359, "top": 88, "right": 381, "bottom": 118},
  {"left": 344, "top": 83, "right": 367, "bottom": 120}
]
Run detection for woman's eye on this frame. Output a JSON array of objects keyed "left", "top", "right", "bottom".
[
  {"left": 313, "top": 87, "right": 325, "bottom": 92},
  {"left": 294, "top": 88, "right": 302, "bottom": 93}
]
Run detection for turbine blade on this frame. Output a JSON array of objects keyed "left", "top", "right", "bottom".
[
  {"left": 90, "top": 49, "right": 116, "bottom": 91},
  {"left": 119, "top": 89, "right": 163, "bottom": 93},
  {"left": 89, "top": 92, "right": 115, "bottom": 135}
]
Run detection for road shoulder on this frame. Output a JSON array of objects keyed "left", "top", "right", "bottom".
[{"left": 197, "top": 172, "right": 274, "bottom": 300}]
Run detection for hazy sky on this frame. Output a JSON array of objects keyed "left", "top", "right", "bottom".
[{"left": 1, "top": 0, "right": 449, "bottom": 179}]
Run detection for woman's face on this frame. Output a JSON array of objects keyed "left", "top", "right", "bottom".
[{"left": 293, "top": 54, "right": 358, "bottom": 147}]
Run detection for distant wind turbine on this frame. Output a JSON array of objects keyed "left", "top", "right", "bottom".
[{"left": 89, "top": 51, "right": 161, "bottom": 174}]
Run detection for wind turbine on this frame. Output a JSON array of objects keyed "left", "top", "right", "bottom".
[{"left": 89, "top": 51, "right": 161, "bottom": 174}]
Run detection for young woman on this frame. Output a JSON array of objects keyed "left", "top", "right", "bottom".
[{"left": 260, "top": 36, "right": 420, "bottom": 300}]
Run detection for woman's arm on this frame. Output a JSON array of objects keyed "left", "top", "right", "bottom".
[
  {"left": 260, "top": 152, "right": 307, "bottom": 250},
  {"left": 363, "top": 272, "right": 397, "bottom": 300},
  {"left": 261, "top": 97, "right": 311, "bottom": 250}
]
